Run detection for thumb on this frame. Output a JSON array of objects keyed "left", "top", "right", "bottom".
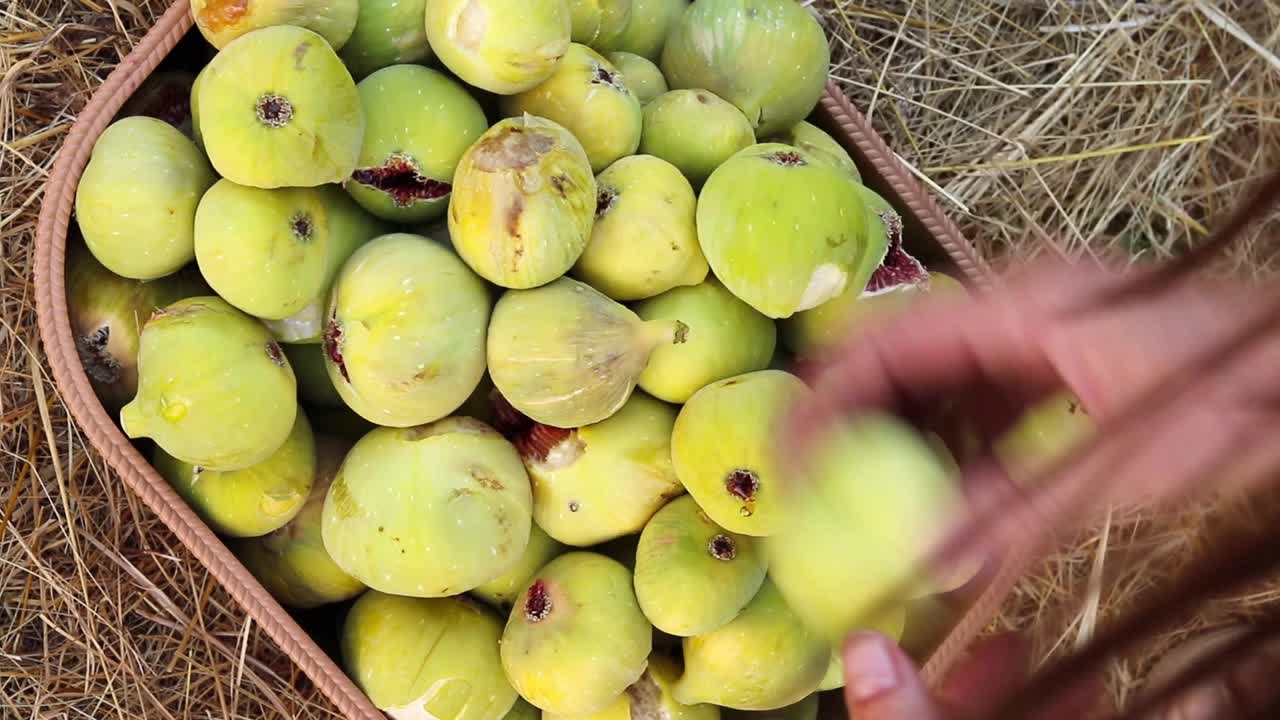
[{"left": 844, "top": 631, "right": 946, "bottom": 720}]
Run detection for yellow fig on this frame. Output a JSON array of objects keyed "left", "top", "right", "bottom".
[
  {"left": 762, "top": 121, "right": 860, "bottom": 180},
  {"left": 545, "top": 654, "right": 719, "bottom": 720},
  {"left": 190, "top": 0, "right": 358, "bottom": 50},
  {"left": 426, "top": 0, "right": 572, "bottom": 95},
  {"left": 598, "top": 0, "right": 687, "bottom": 59},
  {"left": 339, "top": 0, "right": 433, "bottom": 79},
  {"left": 568, "top": 0, "right": 632, "bottom": 47},
  {"left": 606, "top": 51, "right": 667, "bottom": 104},
  {"left": 472, "top": 524, "right": 566, "bottom": 608},
  {"left": 722, "top": 694, "right": 818, "bottom": 720},
  {"left": 639, "top": 89, "right": 755, "bottom": 186}
]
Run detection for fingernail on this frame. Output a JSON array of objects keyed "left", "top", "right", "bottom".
[{"left": 845, "top": 632, "right": 900, "bottom": 703}]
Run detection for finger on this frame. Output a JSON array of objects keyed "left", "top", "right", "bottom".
[{"left": 844, "top": 631, "right": 947, "bottom": 720}]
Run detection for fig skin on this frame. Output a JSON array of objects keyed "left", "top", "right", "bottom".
[
  {"left": 74, "top": 116, "right": 216, "bottom": 280},
  {"left": 639, "top": 89, "right": 755, "bottom": 186},
  {"left": 545, "top": 654, "right": 720, "bottom": 720},
  {"left": 572, "top": 154, "right": 706, "bottom": 301},
  {"left": 321, "top": 418, "right": 533, "bottom": 597},
  {"left": 190, "top": 0, "right": 359, "bottom": 51},
  {"left": 501, "top": 552, "right": 653, "bottom": 715},
  {"left": 66, "top": 242, "right": 208, "bottom": 413},
  {"left": 635, "top": 279, "right": 776, "bottom": 404},
  {"left": 722, "top": 694, "right": 818, "bottom": 720},
  {"left": 195, "top": 25, "right": 364, "bottom": 189},
  {"left": 120, "top": 296, "right": 298, "bottom": 471},
  {"left": 762, "top": 121, "right": 860, "bottom": 180},
  {"left": 633, "top": 495, "right": 767, "bottom": 637},
  {"left": 339, "top": 0, "right": 433, "bottom": 79},
  {"left": 495, "top": 391, "right": 685, "bottom": 547},
  {"left": 501, "top": 44, "right": 642, "bottom": 173},
  {"left": 341, "top": 591, "right": 518, "bottom": 720},
  {"left": 671, "top": 370, "right": 810, "bottom": 536},
  {"left": 282, "top": 343, "right": 343, "bottom": 407},
  {"left": 323, "top": 233, "right": 490, "bottom": 427},
  {"left": 995, "top": 392, "right": 1095, "bottom": 485},
  {"left": 597, "top": 0, "right": 687, "bottom": 59},
  {"left": 234, "top": 434, "right": 366, "bottom": 607},
  {"left": 425, "top": 0, "right": 572, "bottom": 95},
  {"left": 472, "top": 524, "right": 566, "bottom": 608},
  {"left": 674, "top": 579, "right": 828, "bottom": 710},
  {"left": 449, "top": 115, "right": 596, "bottom": 289},
  {"left": 568, "top": 0, "right": 632, "bottom": 47},
  {"left": 606, "top": 51, "right": 667, "bottom": 104},
  {"left": 488, "top": 277, "right": 687, "bottom": 429},
  {"left": 346, "top": 65, "right": 489, "bottom": 223},
  {"left": 661, "top": 0, "right": 829, "bottom": 136},
  {"left": 696, "top": 143, "right": 870, "bottom": 319}
]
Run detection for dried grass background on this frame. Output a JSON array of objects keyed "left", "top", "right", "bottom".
[{"left": 2, "top": 0, "right": 1278, "bottom": 717}]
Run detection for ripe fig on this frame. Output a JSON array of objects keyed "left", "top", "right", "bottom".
[
  {"left": 697, "top": 143, "right": 869, "bottom": 319},
  {"left": 995, "top": 392, "right": 1095, "bottom": 484},
  {"left": 674, "top": 579, "right": 827, "bottom": 710},
  {"left": 661, "top": 0, "right": 829, "bottom": 136},
  {"left": 323, "top": 233, "right": 490, "bottom": 427},
  {"left": 341, "top": 591, "right": 517, "bottom": 720},
  {"left": 66, "top": 242, "right": 207, "bottom": 413},
  {"left": 282, "top": 343, "right": 343, "bottom": 407},
  {"left": 598, "top": 0, "right": 687, "bottom": 59},
  {"left": 569, "top": 0, "right": 632, "bottom": 46},
  {"left": 339, "top": 0, "right": 432, "bottom": 79},
  {"left": 635, "top": 279, "right": 776, "bottom": 404},
  {"left": 346, "top": 65, "right": 489, "bottom": 223},
  {"left": 195, "top": 25, "right": 363, "bottom": 188},
  {"left": 488, "top": 277, "right": 687, "bottom": 428},
  {"left": 762, "top": 121, "right": 859, "bottom": 180},
  {"left": 190, "top": 0, "right": 358, "bottom": 50},
  {"left": 449, "top": 115, "right": 596, "bottom": 288},
  {"left": 606, "top": 51, "right": 667, "bottom": 104},
  {"left": 121, "top": 70, "right": 196, "bottom": 137},
  {"left": 634, "top": 495, "right": 767, "bottom": 636},
  {"left": 426, "top": 0, "right": 571, "bottom": 95},
  {"left": 765, "top": 413, "right": 972, "bottom": 640},
  {"left": 321, "top": 418, "right": 533, "bottom": 597},
  {"left": 722, "top": 694, "right": 817, "bottom": 720},
  {"left": 492, "top": 391, "right": 684, "bottom": 546},
  {"left": 671, "top": 370, "right": 809, "bottom": 536},
  {"left": 545, "top": 654, "right": 719, "bottom": 720},
  {"left": 120, "top": 296, "right": 297, "bottom": 471},
  {"left": 234, "top": 434, "right": 366, "bottom": 607},
  {"left": 572, "top": 154, "right": 706, "bottom": 300},
  {"left": 639, "top": 89, "right": 755, "bottom": 186},
  {"left": 74, "top": 116, "right": 216, "bottom": 280},
  {"left": 189, "top": 65, "right": 208, "bottom": 150},
  {"left": 501, "top": 552, "right": 652, "bottom": 714},
  {"left": 472, "top": 524, "right": 566, "bottom": 608}
]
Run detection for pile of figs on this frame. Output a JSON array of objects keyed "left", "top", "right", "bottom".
[{"left": 70, "top": 0, "right": 1095, "bottom": 718}]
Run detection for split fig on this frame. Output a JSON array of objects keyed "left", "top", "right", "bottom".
[
  {"left": 488, "top": 277, "right": 687, "bottom": 428},
  {"left": 74, "top": 116, "right": 216, "bottom": 279},
  {"left": 501, "top": 552, "right": 652, "bottom": 715},
  {"left": 568, "top": 0, "right": 632, "bottom": 47},
  {"left": 449, "top": 115, "right": 596, "bottom": 289},
  {"left": 339, "top": 0, "right": 433, "bottom": 79},
  {"left": 321, "top": 418, "right": 533, "bottom": 597},
  {"left": 598, "top": 0, "right": 687, "bottom": 59},
  {"left": 721, "top": 694, "right": 818, "bottom": 720},
  {"left": 606, "top": 51, "right": 667, "bottom": 104},
  {"left": 639, "top": 89, "right": 755, "bottom": 186},
  {"left": 472, "top": 524, "right": 566, "bottom": 608},
  {"left": 545, "top": 654, "right": 719, "bottom": 720},
  {"left": 190, "top": 0, "right": 358, "bottom": 50},
  {"left": 426, "top": 0, "right": 571, "bottom": 95},
  {"left": 762, "top": 121, "right": 859, "bottom": 180}
]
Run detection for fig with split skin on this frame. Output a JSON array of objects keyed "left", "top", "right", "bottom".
[
  {"left": 339, "top": 0, "right": 433, "bottom": 79},
  {"left": 501, "top": 552, "right": 653, "bottom": 715},
  {"left": 346, "top": 65, "right": 489, "bottom": 224},
  {"left": 639, "top": 89, "right": 755, "bottom": 186},
  {"left": 488, "top": 277, "right": 688, "bottom": 429},
  {"left": 341, "top": 590, "right": 518, "bottom": 720},
  {"left": 544, "top": 654, "right": 720, "bottom": 720},
  {"left": 120, "top": 296, "right": 297, "bottom": 472},
  {"left": 606, "top": 51, "right": 667, "bottom": 104},
  {"left": 321, "top": 418, "right": 533, "bottom": 598},
  {"left": 472, "top": 524, "right": 566, "bottom": 608},
  {"left": 598, "top": 0, "right": 687, "bottom": 59},
  {"left": 492, "top": 391, "right": 684, "bottom": 547},
  {"left": 762, "top": 120, "right": 860, "bottom": 180},
  {"left": 74, "top": 116, "right": 216, "bottom": 280},
  {"left": 449, "top": 115, "right": 597, "bottom": 289},
  {"left": 568, "top": 0, "right": 632, "bottom": 47},
  {"left": 190, "top": 0, "right": 359, "bottom": 50},
  {"left": 426, "top": 0, "right": 572, "bottom": 95}
]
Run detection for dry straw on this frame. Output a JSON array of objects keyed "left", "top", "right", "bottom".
[{"left": 2, "top": 0, "right": 1278, "bottom": 717}]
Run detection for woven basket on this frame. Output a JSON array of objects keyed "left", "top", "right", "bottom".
[{"left": 34, "top": 3, "right": 1029, "bottom": 717}]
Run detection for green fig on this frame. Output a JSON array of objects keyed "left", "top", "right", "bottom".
[
  {"left": 634, "top": 495, "right": 767, "bottom": 636},
  {"left": 346, "top": 65, "right": 489, "bottom": 223},
  {"left": 674, "top": 579, "right": 827, "bottom": 710},
  {"left": 661, "top": 0, "right": 829, "bottom": 136},
  {"left": 569, "top": 0, "right": 632, "bottom": 47},
  {"left": 697, "top": 143, "right": 869, "bottom": 319},
  {"left": 501, "top": 44, "right": 642, "bottom": 172},
  {"left": 493, "top": 391, "right": 684, "bottom": 546},
  {"left": 74, "top": 116, "right": 216, "bottom": 280},
  {"left": 426, "top": 0, "right": 572, "bottom": 95},
  {"left": 762, "top": 121, "right": 859, "bottom": 180},
  {"left": 501, "top": 552, "right": 652, "bottom": 714},
  {"left": 121, "top": 296, "right": 297, "bottom": 471},
  {"left": 190, "top": 0, "right": 358, "bottom": 50},
  {"left": 321, "top": 418, "right": 533, "bottom": 597},
  {"left": 546, "top": 654, "right": 719, "bottom": 720},
  {"left": 639, "top": 89, "right": 755, "bottom": 186},
  {"left": 995, "top": 392, "right": 1095, "bottom": 485},
  {"left": 598, "top": 0, "right": 687, "bottom": 59},
  {"left": 572, "top": 154, "right": 706, "bottom": 300},
  {"left": 121, "top": 70, "right": 197, "bottom": 137},
  {"left": 234, "top": 434, "right": 366, "bottom": 606},
  {"left": 766, "top": 413, "right": 972, "bottom": 641},
  {"left": 449, "top": 115, "right": 596, "bottom": 288},
  {"left": 506, "top": 698, "right": 542, "bottom": 720},
  {"left": 488, "top": 277, "right": 687, "bottom": 428},
  {"left": 323, "top": 233, "right": 490, "bottom": 427},
  {"left": 339, "top": 0, "right": 432, "bottom": 79},
  {"left": 341, "top": 591, "right": 517, "bottom": 720},
  {"left": 606, "top": 51, "right": 667, "bottom": 104},
  {"left": 189, "top": 65, "right": 208, "bottom": 151},
  {"left": 195, "top": 25, "right": 364, "bottom": 188},
  {"left": 281, "top": 343, "right": 343, "bottom": 407},
  {"left": 671, "top": 370, "right": 809, "bottom": 536},
  {"left": 66, "top": 242, "right": 207, "bottom": 413},
  {"left": 473, "top": 524, "right": 566, "bottom": 608},
  {"left": 722, "top": 694, "right": 818, "bottom": 720},
  {"left": 635, "top": 280, "right": 776, "bottom": 404}
]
